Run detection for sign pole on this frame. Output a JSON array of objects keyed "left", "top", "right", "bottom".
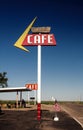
[
  {"left": 13, "top": 18, "right": 56, "bottom": 120},
  {"left": 37, "top": 45, "right": 41, "bottom": 120}
]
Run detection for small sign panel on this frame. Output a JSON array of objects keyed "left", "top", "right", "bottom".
[
  {"left": 54, "top": 103, "right": 61, "bottom": 112},
  {"left": 25, "top": 84, "right": 38, "bottom": 90}
]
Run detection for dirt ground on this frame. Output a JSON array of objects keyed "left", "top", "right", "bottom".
[{"left": 0, "top": 104, "right": 83, "bottom": 130}]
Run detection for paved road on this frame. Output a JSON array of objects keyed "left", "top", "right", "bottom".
[{"left": 61, "top": 102, "right": 83, "bottom": 128}]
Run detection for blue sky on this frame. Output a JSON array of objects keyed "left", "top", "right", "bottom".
[{"left": 0, "top": 0, "right": 83, "bottom": 101}]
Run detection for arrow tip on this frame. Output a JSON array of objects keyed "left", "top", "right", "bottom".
[
  {"left": 14, "top": 17, "right": 37, "bottom": 52},
  {"left": 14, "top": 43, "right": 29, "bottom": 52}
]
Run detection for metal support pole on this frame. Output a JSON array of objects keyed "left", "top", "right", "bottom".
[
  {"left": 16, "top": 91, "right": 18, "bottom": 108},
  {"left": 37, "top": 45, "right": 41, "bottom": 120},
  {"left": 27, "top": 92, "right": 30, "bottom": 104},
  {"left": 20, "top": 91, "right": 22, "bottom": 107}
]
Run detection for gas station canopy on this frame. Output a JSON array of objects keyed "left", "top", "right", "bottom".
[{"left": 0, "top": 87, "right": 32, "bottom": 92}]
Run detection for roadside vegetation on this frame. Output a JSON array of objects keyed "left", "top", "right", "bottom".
[
  {"left": 0, "top": 100, "right": 82, "bottom": 108},
  {"left": 0, "top": 72, "right": 8, "bottom": 88}
]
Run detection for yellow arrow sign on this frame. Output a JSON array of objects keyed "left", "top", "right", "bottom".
[{"left": 14, "top": 17, "right": 37, "bottom": 52}]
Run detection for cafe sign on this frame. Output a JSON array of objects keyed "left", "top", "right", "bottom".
[{"left": 14, "top": 17, "right": 56, "bottom": 51}]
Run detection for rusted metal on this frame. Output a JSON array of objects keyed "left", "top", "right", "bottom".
[{"left": 31, "top": 27, "right": 51, "bottom": 33}]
